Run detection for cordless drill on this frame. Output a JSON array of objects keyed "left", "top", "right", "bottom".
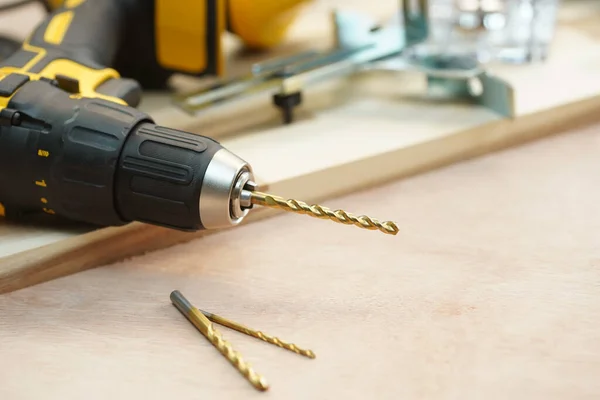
[{"left": 0, "top": 0, "right": 310, "bottom": 231}]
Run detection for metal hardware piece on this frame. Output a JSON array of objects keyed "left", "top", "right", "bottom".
[
  {"left": 170, "top": 290, "right": 269, "bottom": 391},
  {"left": 174, "top": 4, "right": 514, "bottom": 122},
  {"left": 369, "top": 53, "right": 514, "bottom": 117}
]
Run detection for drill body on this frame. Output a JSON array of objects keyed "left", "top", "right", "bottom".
[
  {"left": 0, "top": 78, "right": 252, "bottom": 231},
  {"left": 0, "top": 0, "right": 290, "bottom": 231}
]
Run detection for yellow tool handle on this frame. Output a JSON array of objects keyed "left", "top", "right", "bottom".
[
  {"left": 34, "top": 0, "right": 225, "bottom": 90},
  {"left": 30, "top": 0, "right": 314, "bottom": 90},
  {"left": 0, "top": 0, "right": 140, "bottom": 107}
]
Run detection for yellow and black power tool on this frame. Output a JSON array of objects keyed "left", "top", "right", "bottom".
[
  {"left": 0, "top": 0, "right": 311, "bottom": 230},
  {"left": 1, "top": 0, "right": 312, "bottom": 88}
]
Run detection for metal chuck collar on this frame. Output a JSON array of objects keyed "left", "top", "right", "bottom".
[{"left": 198, "top": 149, "right": 256, "bottom": 230}]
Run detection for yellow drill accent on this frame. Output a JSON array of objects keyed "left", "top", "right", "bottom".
[
  {"left": 0, "top": 202, "right": 5, "bottom": 217},
  {"left": 37, "top": 59, "right": 125, "bottom": 104},
  {"left": 0, "top": 53, "right": 124, "bottom": 106},
  {"left": 0, "top": 75, "right": 12, "bottom": 110},
  {"left": 1, "top": 41, "right": 126, "bottom": 112},
  {"left": 43, "top": 11, "right": 74, "bottom": 45}
]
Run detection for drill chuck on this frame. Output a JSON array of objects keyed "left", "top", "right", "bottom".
[
  {"left": 0, "top": 78, "right": 255, "bottom": 231},
  {"left": 197, "top": 149, "right": 256, "bottom": 230},
  {"left": 116, "top": 122, "right": 255, "bottom": 231}
]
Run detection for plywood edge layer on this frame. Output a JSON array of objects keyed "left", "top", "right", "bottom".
[{"left": 2, "top": 91, "right": 599, "bottom": 294}]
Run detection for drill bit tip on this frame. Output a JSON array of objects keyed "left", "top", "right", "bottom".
[{"left": 247, "top": 191, "right": 398, "bottom": 236}]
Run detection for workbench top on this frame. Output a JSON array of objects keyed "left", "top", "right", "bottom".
[
  {"left": 2, "top": 122, "right": 600, "bottom": 399},
  {"left": 2, "top": 0, "right": 600, "bottom": 399}
]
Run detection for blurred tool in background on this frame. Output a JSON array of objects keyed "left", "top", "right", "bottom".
[
  {"left": 0, "top": 0, "right": 313, "bottom": 87},
  {"left": 0, "top": 0, "right": 560, "bottom": 125},
  {"left": 175, "top": 0, "right": 560, "bottom": 124}
]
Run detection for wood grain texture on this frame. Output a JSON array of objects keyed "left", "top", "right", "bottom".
[
  {"left": 2, "top": 123, "right": 600, "bottom": 400},
  {"left": 2, "top": 1, "right": 600, "bottom": 294}
]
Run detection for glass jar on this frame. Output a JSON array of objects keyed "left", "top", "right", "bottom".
[{"left": 406, "top": 0, "right": 561, "bottom": 64}]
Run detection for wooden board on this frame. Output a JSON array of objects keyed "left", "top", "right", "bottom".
[
  {"left": 2, "top": 118, "right": 600, "bottom": 400},
  {"left": 2, "top": 0, "right": 600, "bottom": 294}
]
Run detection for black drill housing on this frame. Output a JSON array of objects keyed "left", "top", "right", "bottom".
[{"left": 0, "top": 78, "right": 222, "bottom": 230}]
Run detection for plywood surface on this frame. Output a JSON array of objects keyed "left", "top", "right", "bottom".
[
  {"left": 2, "top": 122, "right": 600, "bottom": 400},
  {"left": 2, "top": 1, "right": 600, "bottom": 293}
]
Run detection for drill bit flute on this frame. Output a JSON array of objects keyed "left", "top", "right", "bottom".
[
  {"left": 170, "top": 291, "right": 270, "bottom": 391},
  {"left": 236, "top": 180, "right": 398, "bottom": 236},
  {"left": 200, "top": 309, "right": 316, "bottom": 359},
  {"left": 170, "top": 291, "right": 316, "bottom": 391},
  {"left": 249, "top": 191, "right": 398, "bottom": 235}
]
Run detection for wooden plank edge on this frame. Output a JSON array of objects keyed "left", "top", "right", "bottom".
[
  {"left": 0, "top": 204, "right": 279, "bottom": 295},
  {"left": 265, "top": 92, "right": 600, "bottom": 207},
  {"left": 2, "top": 92, "right": 599, "bottom": 294}
]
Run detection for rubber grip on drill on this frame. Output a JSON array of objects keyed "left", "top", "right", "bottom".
[
  {"left": 0, "top": 79, "right": 150, "bottom": 225},
  {"left": 115, "top": 123, "right": 223, "bottom": 231},
  {"left": 0, "top": 0, "right": 142, "bottom": 107}
]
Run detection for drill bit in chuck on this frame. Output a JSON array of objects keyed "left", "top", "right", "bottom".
[{"left": 246, "top": 191, "right": 399, "bottom": 236}]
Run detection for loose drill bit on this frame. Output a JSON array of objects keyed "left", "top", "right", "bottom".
[
  {"left": 200, "top": 309, "right": 316, "bottom": 359},
  {"left": 248, "top": 191, "right": 399, "bottom": 235},
  {"left": 170, "top": 290, "right": 269, "bottom": 391}
]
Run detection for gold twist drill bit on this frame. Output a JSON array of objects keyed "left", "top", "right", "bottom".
[
  {"left": 199, "top": 309, "right": 316, "bottom": 359},
  {"left": 248, "top": 191, "right": 399, "bottom": 236},
  {"left": 170, "top": 290, "right": 269, "bottom": 391}
]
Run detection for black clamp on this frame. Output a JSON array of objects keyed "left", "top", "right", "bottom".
[{"left": 272, "top": 92, "right": 302, "bottom": 124}]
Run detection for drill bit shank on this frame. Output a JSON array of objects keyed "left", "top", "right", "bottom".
[{"left": 246, "top": 191, "right": 399, "bottom": 235}]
